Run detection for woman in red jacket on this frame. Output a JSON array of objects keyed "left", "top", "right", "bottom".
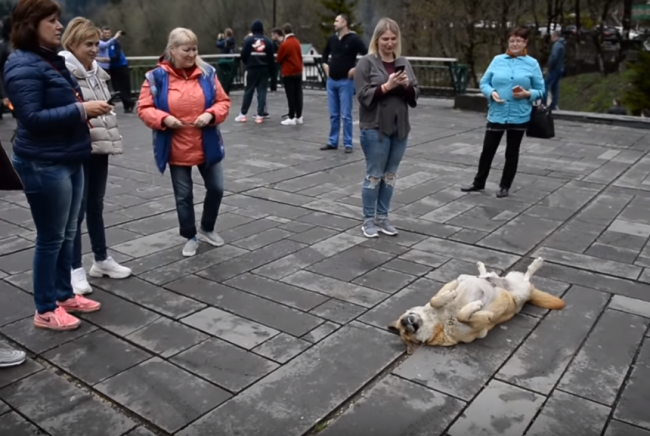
[
  {"left": 276, "top": 23, "right": 304, "bottom": 125},
  {"left": 138, "top": 28, "right": 231, "bottom": 257}
]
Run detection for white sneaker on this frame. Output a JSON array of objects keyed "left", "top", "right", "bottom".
[
  {"left": 296, "top": 117, "right": 304, "bottom": 125},
  {"left": 255, "top": 116, "right": 264, "bottom": 124},
  {"left": 71, "top": 268, "right": 92, "bottom": 295},
  {"left": 182, "top": 237, "right": 199, "bottom": 257},
  {"left": 281, "top": 118, "right": 296, "bottom": 126},
  {"left": 198, "top": 228, "right": 225, "bottom": 247},
  {"left": 88, "top": 256, "right": 132, "bottom": 279},
  {"left": 235, "top": 114, "right": 247, "bottom": 122}
]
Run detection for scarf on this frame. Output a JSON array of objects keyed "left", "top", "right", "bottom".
[{"left": 506, "top": 48, "right": 528, "bottom": 57}]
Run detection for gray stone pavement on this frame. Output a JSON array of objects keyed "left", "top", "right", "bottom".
[{"left": 1, "top": 90, "right": 650, "bottom": 436}]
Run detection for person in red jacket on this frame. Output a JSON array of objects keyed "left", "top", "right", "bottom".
[{"left": 276, "top": 23, "right": 304, "bottom": 126}]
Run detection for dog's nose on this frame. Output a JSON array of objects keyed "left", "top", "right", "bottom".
[{"left": 401, "top": 317, "right": 410, "bottom": 327}]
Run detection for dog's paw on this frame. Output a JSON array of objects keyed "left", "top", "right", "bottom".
[
  {"left": 477, "top": 261, "right": 487, "bottom": 275},
  {"left": 471, "top": 300, "right": 484, "bottom": 311}
]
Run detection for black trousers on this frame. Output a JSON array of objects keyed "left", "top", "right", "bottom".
[
  {"left": 283, "top": 75, "right": 303, "bottom": 119},
  {"left": 473, "top": 124, "right": 526, "bottom": 189},
  {"left": 109, "top": 66, "right": 134, "bottom": 111}
]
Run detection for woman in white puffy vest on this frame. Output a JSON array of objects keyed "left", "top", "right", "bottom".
[{"left": 60, "top": 17, "right": 132, "bottom": 295}]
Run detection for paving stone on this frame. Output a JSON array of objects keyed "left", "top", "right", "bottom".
[
  {"left": 0, "top": 411, "right": 45, "bottom": 435},
  {"left": 412, "top": 237, "right": 520, "bottom": 270},
  {"left": 320, "top": 375, "right": 465, "bottom": 436},
  {"left": 111, "top": 228, "right": 185, "bottom": 258},
  {"left": 1, "top": 370, "right": 136, "bottom": 436},
  {"left": 182, "top": 307, "right": 279, "bottom": 349},
  {"left": 95, "top": 357, "right": 231, "bottom": 433},
  {"left": 92, "top": 276, "right": 206, "bottom": 319},
  {"left": 0, "top": 317, "right": 97, "bottom": 355},
  {"left": 478, "top": 214, "right": 562, "bottom": 255},
  {"left": 176, "top": 324, "right": 402, "bottom": 436},
  {"left": 350, "top": 266, "right": 416, "bottom": 294},
  {"left": 301, "top": 321, "right": 341, "bottom": 343},
  {"left": 523, "top": 205, "right": 575, "bottom": 221},
  {"left": 78, "top": 289, "right": 161, "bottom": 336},
  {"left": 252, "top": 332, "right": 311, "bottom": 364},
  {"left": 399, "top": 249, "right": 449, "bottom": 268},
  {"left": 526, "top": 390, "right": 610, "bottom": 436},
  {"left": 124, "top": 426, "right": 157, "bottom": 436},
  {"left": 558, "top": 309, "right": 647, "bottom": 405},
  {"left": 278, "top": 221, "right": 314, "bottom": 234},
  {"left": 126, "top": 317, "right": 209, "bottom": 358},
  {"left": 117, "top": 244, "right": 189, "bottom": 275},
  {"left": 605, "top": 420, "right": 650, "bottom": 436},
  {"left": 0, "top": 236, "right": 32, "bottom": 257},
  {"left": 448, "top": 380, "right": 544, "bottom": 436},
  {"left": 251, "top": 247, "right": 327, "bottom": 280},
  {"left": 381, "top": 258, "right": 432, "bottom": 276},
  {"left": 533, "top": 246, "right": 642, "bottom": 280},
  {"left": 232, "top": 228, "right": 294, "bottom": 250},
  {"left": 585, "top": 242, "right": 640, "bottom": 264},
  {"left": 609, "top": 219, "right": 650, "bottom": 238},
  {"left": 419, "top": 201, "right": 474, "bottom": 223},
  {"left": 614, "top": 339, "right": 650, "bottom": 430},
  {"left": 172, "top": 338, "right": 279, "bottom": 393},
  {"left": 497, "top": 286, "right": 609, "bottom": 395},
  {"left": 0, "top": 400, "right": 8, "bottom": 415},
  {"left": 0, "top": 281, "right": 33, "bottom": 328},
  {"left": 309, "top": 299, "right": 366, "bottom": 325},
  {"left": 282, "top": 270, "right": 388, "bottom": 308},
  {"left": 597, "top": 230, "right": 647, "bottom": 251},
  {"left": 308, "top": 246, "right": 394, "bottom": 282},
  {"left": 295, "top": 212, "right": 358, "bottom": 231},
  {"left": 358, "top": 236, "right": 411, "bottom": 255},
  {"left": 425, "top": 258, "right": 498, "bottom": 283},
  {"left": 0, "top": 248, "right": 33, "bottom": 274},
  {"left": 0, "top": 355, "right": 42, "bottom": 390},
  {"left": 309, "top": 232, "right": 366, "bottom": 257},
  {"left": 543, "top": 220, "right": 603, "bottom": 253},
  {"left": 43, "top": 329, "right": 151, "bottom": 385},
  {"left": 609, "top": 295, "right": 650, "bottom": 318},
  {"left": 574, "top": 193, "right": 633, "bottom": 227},
  {"left": 520, "top": 275, "right": 571, "bottom": 317},
  {"left": 449, "top": 228, "right": 490, "bottom": 244}
]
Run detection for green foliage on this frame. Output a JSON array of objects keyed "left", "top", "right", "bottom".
[
  {"left": 319, "top": 0, "right": 363, "bottom": 41},
  {"left": 623, "top": 52, "right": 650, "bottom": 116},
  {"left": 558, "top": 71, "right": 632, "bottom": 113}
]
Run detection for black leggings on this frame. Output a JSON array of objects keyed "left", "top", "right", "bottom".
[
  {"left": 283, "top": 75, "right": 303, "bottom": 119},
  {"left": 473, "top": 126, "right": 526, "bottom": 189}
]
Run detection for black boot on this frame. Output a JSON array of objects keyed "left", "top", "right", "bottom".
[
  {"left": 496, "top": 188, "right": 509, "bottom": 198},
  {"left": 461, "top": 184, "right": 484, "bottom": 192}
]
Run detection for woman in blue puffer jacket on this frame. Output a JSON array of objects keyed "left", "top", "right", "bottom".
[
  {"left": 5, "top": 0, "right": 113, "bottom": 331},
  {"left": 461, "top": 27, "right": 545, "bottom": 198}
]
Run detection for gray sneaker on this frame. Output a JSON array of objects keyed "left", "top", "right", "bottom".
[
  {"left": 198, "top": 228, "right": 225, "bottom": 247},
  {"left": 182, "top": 237, "right": 199, "bottom": 257},
  {"left": 0, "top": 347, "right": 26, "bottom": 368},
  {"left": 362, "top": 219, "right": 379, "bottom": 238},
  {"left": 376, "top": 218, "right": 398, "bottom": 236}
]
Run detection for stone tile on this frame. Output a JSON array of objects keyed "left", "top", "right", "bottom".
[
  {"left": 0, "top": 355, "right": 42, "bottom": 390},
  {"left": 308, "top": 246, "right": 394, "bottom": 282},
  {"left": 111, "top": 228, "right": 185, "bottom": 258},
  {"left": 448, "top": 380, "right": 544, "bottom": 436},
  {"left": 288, "top": 226, "right": 338, "bottom": 244},
  {"left": 526, "top": 390, "right": 610, "bottom": 436},
  {"left": 309, "top": 299, "right": 366, "bottom": 324},
  {"left": 295, "top": 212, "right": 358, "bottom": 231},
  {"left": 43, "top": 329, "right": 151, "bottom": 385},
  {"left": 425, "top": 258, "right": 497, "bottom": 283},
  {"left": 393, "top": 314, "right": 537, "bottom": 400},
  {"left": 0, "top": 400, "right": 8, "bottom": 415},
  {"left": 614, "top": 339, "right": 650, "bottom": 429},
  {"left": 0, "top": 281, "right": 33, "bottom": 327},
  {"left": 351, "top": 267, "right": 416, "bottom": 294},
  {"left": 181, "top": 307, "right": 279, "bottom": 349},
  {"left": 449, "top": 228, "right": 490, "bottom": 244},
  {"left": 574, "top": 193, "right": 633, "bottom": 227},
  {"left": 0, "top": 236, "right": 32, "bottom": 257},
  {"left": 497, "top": 286, "right": 610, "bottom": 395},
  {"left": 523, "top": 205, "right": 575, "bottom": 221},
  {"left": 543, "top": 220, "right": 603, "bottom": 253},
  {"left": 1, "top": 317, "right": 97, "bottom": 355},
  {"left": 167, "top": 275, "right": 323, "bottom": 336},
  {"left": 597, "top": 230, "right": 648, "bottom": 251},
  {"left": 252, "top": 332, "right": 311, "bottom": 364},
  {"left": 420, "top": 201, "right": 474, "bottom": 223},
  {"left": 251, "top": 247, "right": 327, "bottom": 280},
  {"left": 412, "top": 237, "right": 520, "bottom": 270},
  {"left": 0, "top": 248, "right": 33, "bottom": 275},
  {"left": 95, "top": 357, "right": 231, "bottom": 433},
  {"left": 609, "top": 295, "right": 650, "bottom": 318},
  {"left": 558, "top": 309, "right": 647, "bottom": 405},
  {"left": 91, "top": 277, "right": 206, "bottom": 319},
  {"left": 172, "top": 338, "right": 279, "bottom": 393},
  {"left": 126, "top": 317, "right": 209, "bottom": 358},
  {"left": 301, "top": 321, "right": 340, "bottom": 343},
  {"left": 605, "top": 420, "right": 650, "bottom": 436},
  {"left": 124, "top": 426, "right": 157, "bottom": 436},
  {"left": 310, "top": 232, "right": 366, "bottom": 257},
  {"left": 585, "top": 243, "right": 640, "bottom": 264},
  {"left": 358, "top": 237, "right": 410, "bottom": 255},
  {"left": 382, "top": 258, "right": 432, "bottom": 276},
  {"left": 399, "top": 249, "right": 449, "bottom": 268},
  {"left": 0, "top": 411, "right": 44, "bottom": 435},
  {"left": 78, "top": 289, "right": 161, "bottom": 336},
  {"left": 533, "top": 247, "right": 642, "bottom": 280},
  {"left": 232, "top": 228, "right": 294, "bottom": 250},
  {"left": 320, "top": 375, "right": 465, "bottom": 436},
  {"left": 176, "top": 324, "right": 403, "bottom": 436},
  {"left": 282, "top": 270, "right": 388, "bottom": 308},
  {"left": 120, "top": 244, "right": 198, "bottom": 275},
  {"left": 0, "top": 370, "right": 136, "bottom": 436},
  {"left": 478, "top": 214, "right": 562, "bottom": 255},
  {"left": 520, "top": 275, "right": 571, "bottom": 317},
  {"left": 219, "top": 218, "right": 281, "bottom": 243},
  {"left": 608, "top": 219, "right": 650, "bottom": 238}
]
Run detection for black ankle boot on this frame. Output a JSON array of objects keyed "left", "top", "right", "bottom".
[
  {"left": 461, "top": 184, "right": 484, "bottom": 192},
  {"left": 497, "top": 188, "right": 509, "bottom": 198}
]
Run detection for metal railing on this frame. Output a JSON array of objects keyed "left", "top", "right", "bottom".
[{"left": 125, "top": 54, "right": 469, "bottom": 97}]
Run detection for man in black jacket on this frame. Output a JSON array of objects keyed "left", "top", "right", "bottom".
[
  {"left": 235, "top": 20, "right": 274, "bottom": 124},
  {"left": 320, "top": 14, "right": 367, "bottom": 153}
]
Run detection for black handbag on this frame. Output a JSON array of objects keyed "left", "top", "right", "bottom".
[{"left": 526, "top": 104, "right": 555, "bottom": 139}]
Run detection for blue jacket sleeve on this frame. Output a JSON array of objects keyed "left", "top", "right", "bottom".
[
  {"left": 4, "top": 61, "right": 83, "bottom": 131},
  {"left": 480, "top": 58, "right": 497, "bottom": 99},
  {"left": 528, "top": 61, "right": 545, "bottom": 102}
]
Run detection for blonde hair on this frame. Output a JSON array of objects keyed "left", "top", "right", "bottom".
[
  {"left": 368, "top": 18, "right": 402, "bottom": 58},
  {"left": 165, "top": 27, "right": 213, "bottom": 76},
  {"left": 61, "top": 17, "right": 101, "bottom": 51}
]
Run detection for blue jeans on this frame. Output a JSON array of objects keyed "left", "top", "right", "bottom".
[
  {"left": 327, "top": 77, "right": 354, "bottom": 149},
  {"left": 169, "top": 162, "right": 224, "bottom": 239},
  {"left": 544, "top": 69, "right": 562, "bottom": 110},
  {"left": 11, "top": 155, "right": 83, "bottom": 314},
  {"left": 72, "top": 155, "right": 109, "bottom": 269},
  {"left": 359, "top": 128, "right": 408, "bottom": 219}
]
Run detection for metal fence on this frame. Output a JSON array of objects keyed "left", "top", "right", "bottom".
[{"left": 125, "top": 54, "right": 469, "bottom": 97}]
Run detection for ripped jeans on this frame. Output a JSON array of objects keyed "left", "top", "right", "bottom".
[{"left": 359, "top": 127, "right": 408, "bottom": 220}]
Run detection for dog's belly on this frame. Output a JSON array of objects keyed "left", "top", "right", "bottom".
[{"left": 455, "top": 277, "right": 499, "bottom": 307}]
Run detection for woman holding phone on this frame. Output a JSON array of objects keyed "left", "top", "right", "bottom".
[
  {"left": 461, "top": 27, "right": 544, "bottom": 198},
  {"left": 354, "top": 18, "right": 419, "bottom": 238}
]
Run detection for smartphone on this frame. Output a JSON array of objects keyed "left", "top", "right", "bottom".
[
  {"left": 394, "top": 65, "right": 405, "bottom": 74},
  {"left": 107, "top": 92, "right": 120, "bottom": 105},
  {"left": 513, "top": 85, "right": 523, "bottom": 93}
]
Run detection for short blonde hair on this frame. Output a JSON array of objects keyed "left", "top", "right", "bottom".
[
  {"left": 61, "top": 17, "right": 100, "bottom": 51},
  {"left": 368, "top": 18, "right": 402, "bottom": 58},
  {"left": 165, "top": 27, "right": 213, "bottom": 76}
]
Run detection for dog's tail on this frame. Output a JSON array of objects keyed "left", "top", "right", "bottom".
[
  {"left": 523, "top": 257, "right": 544, "bottom": 281},
  {"left": 528, "top": 286, "right": 565, "bottom": 310}
]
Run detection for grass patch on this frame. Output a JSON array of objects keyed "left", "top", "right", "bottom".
[{"left": 558, "top": 70, "right": 633, "bottom": 113}]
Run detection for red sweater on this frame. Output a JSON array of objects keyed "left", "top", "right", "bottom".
[{"left": 276, "top": 35, "right": 303, "bottom": 77}]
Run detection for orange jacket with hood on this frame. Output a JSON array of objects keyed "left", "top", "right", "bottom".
[{"left": 137, "top": 56, "right": 230, "bottom": 167}]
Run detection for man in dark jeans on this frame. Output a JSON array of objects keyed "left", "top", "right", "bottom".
[
  {"left": 103, "top": 27, "right": 134, "bottom": 113},
  {"left": 235, "top": 20, "right": 274, "bottom": 124},
  {"left": 543, "top": 30, "right": 565, "bottom": 110},
  {"left": 270, "top": 28, "right": 283, "bottom": 93},
  {"left": 321, "top": 14, "right": 367, "bottom": 153},
  {"left": 276, "top": 23, "right": 304, "bottom": 125}
]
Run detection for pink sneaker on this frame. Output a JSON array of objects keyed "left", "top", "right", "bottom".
[
  {"left": 57, "top": 295, "right": 101, "bottom": 313},
  {"left": 34, "top": 307, "right": 81, "bottom": 331}
]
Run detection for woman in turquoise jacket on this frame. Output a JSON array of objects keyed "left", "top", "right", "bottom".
[{"left": 462, "top": 27, "right": 545, "bottom": 198}]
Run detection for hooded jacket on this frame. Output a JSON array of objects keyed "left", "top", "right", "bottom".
[
  {"left": 60, "top": 50, "right": 123, "bottom": 155},
  {"left": 240, "top": 20, "right": 274, "bottom": 70}
]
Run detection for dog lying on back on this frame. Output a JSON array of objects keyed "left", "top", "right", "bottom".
[{"left": 388, "top": 257, "right": 565, "bottom": 354}]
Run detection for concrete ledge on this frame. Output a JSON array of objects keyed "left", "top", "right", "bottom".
[
  {"left": 453, "top": 92, "right": 487, "bottom": 113},
  {"left": 552, "top": 110, "right": 650, "bottom": 130}
]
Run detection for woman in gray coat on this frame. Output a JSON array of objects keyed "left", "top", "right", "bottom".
[
  {"left": 60, "top": 17, "right": 132, "bottom": 295},
  {"left": 353, "top": 18, "right": 419, "bottom": 238}
]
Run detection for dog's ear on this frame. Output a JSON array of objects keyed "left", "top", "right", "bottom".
[{"left": 387, "top": 319, "right": 401, "bottom": 334}]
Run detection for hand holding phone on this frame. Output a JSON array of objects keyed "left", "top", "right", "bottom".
[
  {"left": 394, "top": 65, "right": 406, "bottom": 74},
  {"left": 513, "top": 85, "right": 523, "bottom": 93}
]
